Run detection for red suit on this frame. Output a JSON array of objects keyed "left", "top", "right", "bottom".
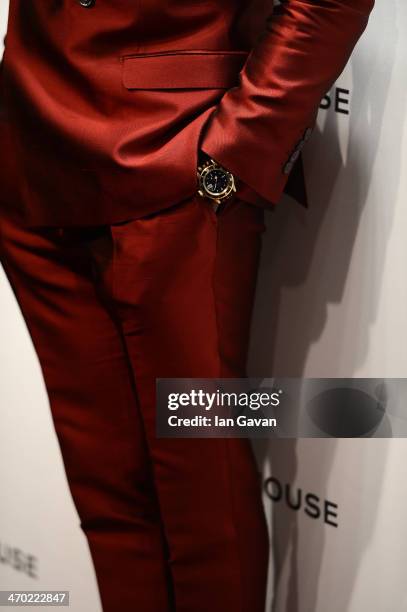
[
  {"left": 0, "top": 1, "right": 374, "bottom": 611},
  {"left": 0, "top": 0, "right": 374, "bottom": 225}
]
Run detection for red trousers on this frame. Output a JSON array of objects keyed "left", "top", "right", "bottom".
[{"left": 0, "top": 194, "right": 269, "bottom": 612}]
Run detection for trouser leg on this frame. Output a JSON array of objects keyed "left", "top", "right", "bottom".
[
  {"left": 0, "top": 216, "right": 174, "bottom": 612},
  {"left": 86, "top": 194, "right": 270, "bottom": 612}
]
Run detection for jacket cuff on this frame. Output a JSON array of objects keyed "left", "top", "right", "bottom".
[{"left": 199, "top": 111, "right": 314, "bottom": 208}]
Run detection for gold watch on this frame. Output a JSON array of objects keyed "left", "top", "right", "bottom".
[{"left": 197, "top": 156, "right": 236, "bottom": 207}]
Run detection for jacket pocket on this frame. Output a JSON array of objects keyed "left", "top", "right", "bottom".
[{"left": 121, "top": 49, "right": 249, "bottom": 90}]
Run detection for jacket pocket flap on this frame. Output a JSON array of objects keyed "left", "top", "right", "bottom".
[{"left": 122, "top": 50, "right": 249, "bottom": 90}]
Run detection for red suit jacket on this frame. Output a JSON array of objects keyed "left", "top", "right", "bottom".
[{"left": 0, "top": 0, "right": 374, "bottom": 226}]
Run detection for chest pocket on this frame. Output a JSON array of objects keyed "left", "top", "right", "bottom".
[{"left": 121, "top": 49, "right": 249, "bottom": 90}]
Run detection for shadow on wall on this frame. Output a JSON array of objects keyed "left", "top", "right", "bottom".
[{"left": 249, "top": 0, "right": 401, "bottom": 610}]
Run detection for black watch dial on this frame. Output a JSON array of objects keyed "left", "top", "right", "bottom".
[{"left": 203, "top": 168, "right": 230, "bottom": 196}]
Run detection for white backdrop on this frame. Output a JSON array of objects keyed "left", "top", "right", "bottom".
[{"left": 1, "top": 1, "right": 407, "bottom": 611}]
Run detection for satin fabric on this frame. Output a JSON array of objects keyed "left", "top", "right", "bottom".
[
  {"left": 0, "top": 193, "right": 269, "bottom": 611},
  {"left": 0, "top": 0, "right": 374, "bottom": 226}
]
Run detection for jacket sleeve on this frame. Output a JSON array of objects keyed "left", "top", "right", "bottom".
[{"left": 199, "top": 0, "right": 375, "bottom": 206}]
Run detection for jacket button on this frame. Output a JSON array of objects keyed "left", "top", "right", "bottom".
[
  {"left": 303, "top": 127, "right": 313, "bottom": 142},
  {"left": 283, "top": 160, "right": 294, "bottom": 175},
  {"left": 290, "top": 149, "right": 301, "bottom": 163},
  {"left": 78, "top": 0, "right": 95, "bottom": 7}
]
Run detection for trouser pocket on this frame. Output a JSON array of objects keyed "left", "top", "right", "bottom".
[{"left": 82, "top": 226, "right": 117, "bottom": 313}]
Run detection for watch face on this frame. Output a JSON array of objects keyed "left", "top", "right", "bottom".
[{"left": 203, "top": 168, "right": 230, "bottom": 196}]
